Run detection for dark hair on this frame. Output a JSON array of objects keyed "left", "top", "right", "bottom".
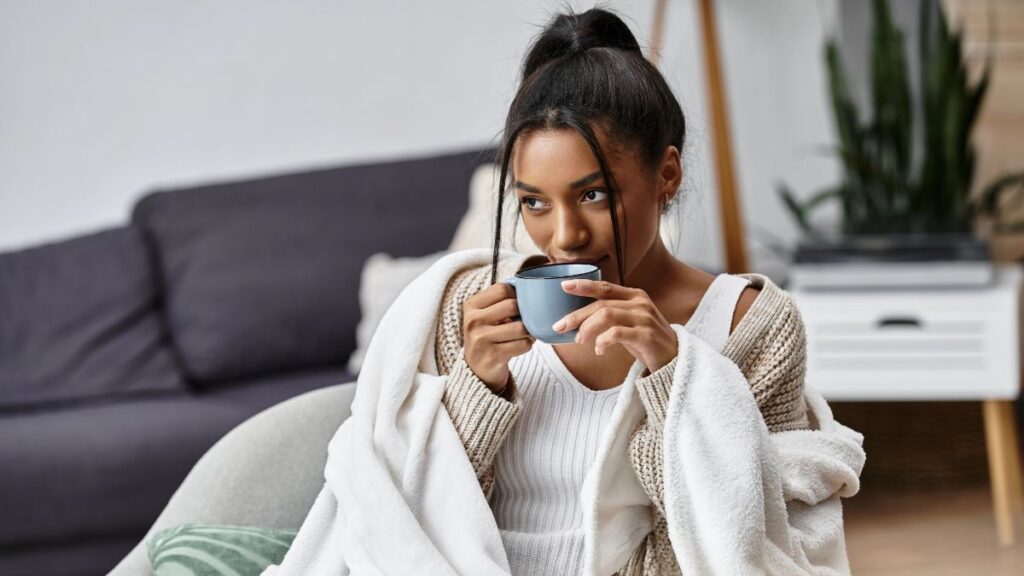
[{"left": 490, "top": 6, "right": 687, "bottom": 285}]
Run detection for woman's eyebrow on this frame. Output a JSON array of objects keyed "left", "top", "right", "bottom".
[{"left": 513, "top": 171, "right": 603, "bottom": 194}]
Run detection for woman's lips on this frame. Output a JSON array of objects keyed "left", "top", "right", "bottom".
[{"left": 556, "top": 255, "right": 608, "bottom": 265}]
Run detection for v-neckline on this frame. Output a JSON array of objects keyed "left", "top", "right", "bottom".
[
  {"left": 535, "top": 339, "right": 625, "bottom": 396},
  {"left": 535, "top": 274, "right": 727, "bottom": 393}
]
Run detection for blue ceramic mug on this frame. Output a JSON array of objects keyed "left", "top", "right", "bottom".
[{"left": 502, "top": 262, "right": 602, "bottom": 344}]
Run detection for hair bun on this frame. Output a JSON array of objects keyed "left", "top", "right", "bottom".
[{"left": 521, "top": 8, "right": 643, "bottom": 82}]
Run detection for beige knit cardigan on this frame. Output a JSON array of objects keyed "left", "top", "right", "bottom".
[{"left": 434, "top": 263, "right": 810, "bottom": 575}]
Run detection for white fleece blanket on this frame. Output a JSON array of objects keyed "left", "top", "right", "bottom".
[{"left": 263, "top": 248, "right": 865, "bottom": 576}]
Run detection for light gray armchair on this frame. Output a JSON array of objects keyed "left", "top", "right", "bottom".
[{"left": 108, "top": 382, "right": 358, "bottom": 575}]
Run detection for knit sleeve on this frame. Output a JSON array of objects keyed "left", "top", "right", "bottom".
[
  {"left": 634, "top": 287, "right": 810, "bottom": 434},
  {"left": 633, "top": 357, "right": 676, "bottom": 431},
  {"left": 434, "top": 263, "right": 522, "bottom": 499},
  {"left": 442, "top": 351, "right": 521, "bottom": 498}
]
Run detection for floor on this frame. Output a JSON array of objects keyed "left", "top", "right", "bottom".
[{"left": 844, "top": 485, "right": 1024, "bottom": 575}]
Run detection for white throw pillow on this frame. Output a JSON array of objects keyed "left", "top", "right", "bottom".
[
  {"left": 449, "top": 163, "right": 543, "bottom": 255},
  {"left": 346, "top": 250, "right": 448, "bottom": 374},
  {"left": 348, "top": 165, "right": 542, "bottom": 375}
]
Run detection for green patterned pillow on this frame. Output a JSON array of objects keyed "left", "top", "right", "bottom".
[{"left": 147, "top": 523, "right": 297, "bottom": 576}]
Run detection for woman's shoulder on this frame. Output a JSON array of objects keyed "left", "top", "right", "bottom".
[
  {"left": 724, "top": 272, "right": 805, "bottom": 360},
  {"left": 730, "top": 280, "right": 761, "bottom": 335}
]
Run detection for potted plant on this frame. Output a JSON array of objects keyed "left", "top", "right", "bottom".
[{"left": 779, "top": 0, "right": 1024, "bottom": 288}]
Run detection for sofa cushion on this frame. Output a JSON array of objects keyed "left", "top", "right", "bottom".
[
  {"left": 133, "top": 148, "right": 494, "bottom": 384},
  {"left": 449, "top": 162, "right": 542, "bottom": 255},
  {"left": 0, "top": 367, "right": 353, "bottom": 547},
  {"left": 0, "top": 226, "right": 185, "bottom": 409},
  {"left": 347, "top": 250, "right": 448, "bottom": 374}
]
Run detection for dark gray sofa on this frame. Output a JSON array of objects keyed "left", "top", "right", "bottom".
[{"left": 0, "top": 146, "right": 495, "bottom": 576}]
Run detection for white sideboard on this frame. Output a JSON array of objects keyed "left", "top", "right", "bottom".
[{"left": 790, "top": 263, "right": 1024, "bottom": 547}]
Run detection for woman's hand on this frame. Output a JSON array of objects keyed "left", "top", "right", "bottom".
[
  {"left": 462, "top": 282, "right": 534, "bottom": 393},
  {"left": 554, "top": 279, "right": 677, "bottom": 373}
]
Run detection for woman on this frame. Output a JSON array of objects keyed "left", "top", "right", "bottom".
[
  {"left": 137, "top": 7, "right": 856, "bottom": 576},
  {"left": 433, "top": 7, "right": 811, "bottom": 575}
]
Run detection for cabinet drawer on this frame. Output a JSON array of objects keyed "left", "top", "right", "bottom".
[{"left": 791, "top": 270, "right": 1021, "bottom": 400}]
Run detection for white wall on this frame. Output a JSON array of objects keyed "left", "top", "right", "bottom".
[
  {"left": 0, "top": 0, "right": 839, "bottom": 277},
  {"left": 713, "top": 0, "right": 842, "bottom": 277}
]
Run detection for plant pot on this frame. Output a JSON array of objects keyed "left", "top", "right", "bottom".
[{"left": 790, "top": 232, "right": 994, "bottom": 290}]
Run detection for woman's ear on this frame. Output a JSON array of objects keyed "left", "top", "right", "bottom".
[{"left": 657, "top": 145, "right": 683, "bottom": 203}]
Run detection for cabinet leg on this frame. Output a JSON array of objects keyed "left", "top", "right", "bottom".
[
  {"left": 982, "top": 399, "right": 1023, "bottom": 547},
  {"left": 1010, "top": 418, "right": 1024, "bottom": 518}
]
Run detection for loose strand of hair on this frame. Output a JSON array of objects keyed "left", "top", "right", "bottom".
[{"left": 491, "top": 124, "right": 529, "bottom": 285}]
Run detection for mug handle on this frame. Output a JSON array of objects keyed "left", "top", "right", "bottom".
[{"left": 501, "top": 275, "right": 522, "bottom": 322}]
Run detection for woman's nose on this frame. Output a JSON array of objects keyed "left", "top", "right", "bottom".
[{"left": 553, "top": 208, "right": 590, "bottom": 251}]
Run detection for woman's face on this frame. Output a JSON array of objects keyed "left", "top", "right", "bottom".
[{"left": 511, "top": 127, "right": 678, "bottom": 285}]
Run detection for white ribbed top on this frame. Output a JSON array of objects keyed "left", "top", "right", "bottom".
[{"left": 489, "top": 273, "right": 751, "bottom": 575}]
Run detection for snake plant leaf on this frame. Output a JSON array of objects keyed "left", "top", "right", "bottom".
[
  {"left": 919, "top": 0, "right": 951, "bottom": 220},
  {"left": 958, "top": 142, "right": 978, "bottom": 226},
  {"left": 832, "top": 144, "right": 907, "bottom": 217},
  {"left": 804, "top": 186, "right": 844, "bottom": 212},
  {"left": 944, "top": 78, "right": 966, "bottom": 217},
  {"left": 777, "top": 183, "right": 843, "bottom": 240},
  {"left": 825, "top": 39, "right": 860, "bottom": 167},
  {"left": 965, "top": 63, "right": 990, "bottom": 132},
  {"left": 870, "top": 0, "right": 913, "bottom": 179},
  {"left": 778, "top": 182, "right": 813, "bottom": 235}
]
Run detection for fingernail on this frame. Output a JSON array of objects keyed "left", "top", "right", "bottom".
[
  {"left": 562, "top": 280, "right": 576, "bottom": 290},
  {"left": 553, "top": 319, "right": 566, "bottom": 332},
  {"left": 595, "top": 347, "right": 604, "bottom": 356}
]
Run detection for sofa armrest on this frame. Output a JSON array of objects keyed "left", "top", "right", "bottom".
[{"left": 107, "top": 381, "right": 357, "bottom": 575}]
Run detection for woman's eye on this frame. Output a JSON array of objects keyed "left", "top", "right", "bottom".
[
  {"left": 520, "top": 197, "right": 545, "bottom": 211},
  {"left": 583, "top": 189, "right": 608, "bottom": 203}
]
